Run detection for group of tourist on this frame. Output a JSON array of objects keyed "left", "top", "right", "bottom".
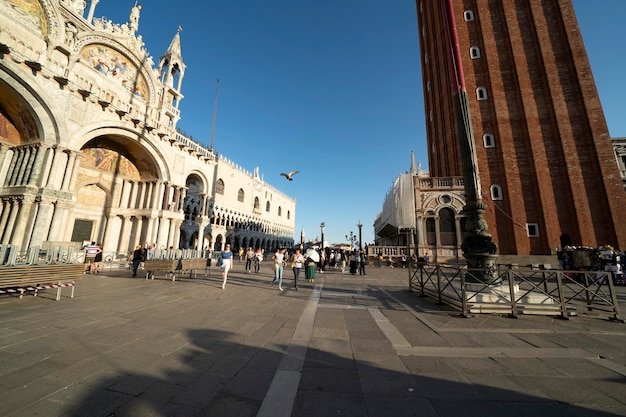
[
  {"left": 217, "top": 246, "right": 319, "bottom": 290},
  {"left": 83, "top": 241, "right": 103, "bottom": 274}
]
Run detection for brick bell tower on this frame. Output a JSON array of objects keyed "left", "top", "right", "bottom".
[{"left": 416, "top": 0, "right": 626, "bottom": 254}]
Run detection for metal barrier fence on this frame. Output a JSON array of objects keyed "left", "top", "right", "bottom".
[
  {"left": 408, "top": 263, "right": 623, "bottom": 323},
  {"left": 0, "top": 245, "right": 208, "bottom": 267}
]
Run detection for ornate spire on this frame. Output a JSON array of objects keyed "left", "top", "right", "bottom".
[
  {"left": 129, "top": 3, "right": 142, "bottom": 33},
  {"left": 165, "top": 26, "right": 183, "bottom": 62},
  {"left": 158, "top": 28, "right": 186, "bottom": 90}
]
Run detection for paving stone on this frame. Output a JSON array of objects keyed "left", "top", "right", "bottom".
[
  {"left": 292, "top": 391, "right": 366, "bottom": 417},
  {"left": 364, "top": 394, "right": 439, "bottom": 417},
  {"left": 299, "top": 367, "right": 361, "bottom": 394},
  {"left": 198, "top": 392, "right": 259, "bottom": 417}
]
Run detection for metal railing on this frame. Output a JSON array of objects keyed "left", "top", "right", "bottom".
[
  {"left": 0, "top": 245, "right": 208, "bottom": 268},
  {"left": 409, "top": 263, "right": 623, "bottom": 322}
]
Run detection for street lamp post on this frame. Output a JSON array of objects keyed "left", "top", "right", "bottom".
[
  {"left": 346, "top": 231, "right": 357, "bottom": 250},
  {"left": 320, "top": 222, "right": 325, "bottom": 250},
  {"left": 357, "top": 220, "right": 363, "bottom": 250}
]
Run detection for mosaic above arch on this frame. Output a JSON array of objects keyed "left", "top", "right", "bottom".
[
  {"left": 81, "top": 148, "right": 140, "bottom": 180},
  {"left": 80, "top": 44, "right": 149, "bottom": 99},
  {"left": 3, "top": 0, "right": 47, "bottom": 34}
]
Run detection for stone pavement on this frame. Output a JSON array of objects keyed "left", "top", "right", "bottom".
[{"left": 1, "top": 261, "right": 625, "bottom": 417}]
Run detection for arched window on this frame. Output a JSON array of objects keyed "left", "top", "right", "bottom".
[
  {"left": 287, "top": 210, "right": 291, "bottom": 220},
  {"left": 266, "top": 201, "right": 270, "bottom": 212},
  {"left": 278, "top": 206, "right": 282, "bottom": 216},
  {"left": 254, "top": 197, "right": 260, "bottom": 210},
  {"left": 464, "top": 10, "right": 475, "bottom": 21},
  {"left": 470, "top": 46, "right": 481, "bottom": 59},
  {"left": 237, "top": 188, "right": 244, "bottom": 202},
  {"left": 483, "top": 133, "right": 495, "bottom": 148},
  {"left": 476, "top": 87, "right": 488, "bottom": 100},
  {"left": 426, "top": 218, "right": 436, "bottom": 246},
  {"left": 439, "top": 207, "right": 456, "bottom": 246},
  {"left": 490, "top": 184, "right": 503, "bottom": 200},
  {"left": 215, "top": 179, "right": 225, "bottom": 195}
]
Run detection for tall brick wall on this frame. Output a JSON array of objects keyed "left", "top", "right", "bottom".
[{"left": 416, "top": 0, "right": 626, "bottom": 254}]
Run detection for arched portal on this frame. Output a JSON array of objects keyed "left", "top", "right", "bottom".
[{"left": 66, "top": 133, "right": 168, "bottom": 255}]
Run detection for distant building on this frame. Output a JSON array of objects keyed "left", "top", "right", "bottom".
[
  {"left": 416, "top": 1, "right": 626, "bottom": 253},
  {"left": 374, "top": 152, "right": 466, "bottom": 262},
  {"left": 0, "top": 1, "right": 294, "bottom": 254}
]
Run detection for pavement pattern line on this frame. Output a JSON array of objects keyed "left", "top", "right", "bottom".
[
  {"left": 379, "top": 288, "right": 626, "bottom": 335},
  {"left": 256, "top": 276, "right": 324, "bottom": 417}
]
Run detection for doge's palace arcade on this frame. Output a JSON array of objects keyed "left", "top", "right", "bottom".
[{"left": 0, "top": 0, "right": 295, "bottom": 254}]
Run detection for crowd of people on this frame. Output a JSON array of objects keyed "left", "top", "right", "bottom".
[
  {"left": 212, "top": 246, "right": 374, "bottom": 290},
  {"left": 91, "top": 242, "right": 400, "bottom": 290}
]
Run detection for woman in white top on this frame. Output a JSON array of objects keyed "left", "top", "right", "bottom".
[
  {"left": 271, "top": 248, "right": 286, "bottom": 291},
  {"left": 220, "top": 244, "right": 233, "bottom": 289},
  {"left": 290, "top": 248, "right": 305, "bottom": 290}
]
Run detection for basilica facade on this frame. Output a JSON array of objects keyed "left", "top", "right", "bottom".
[{"left": 0, "top": 0, "right": 295, "bottom": 255}]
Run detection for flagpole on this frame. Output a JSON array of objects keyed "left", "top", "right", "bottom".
[
  {"left": 209, "top": 78, "right": 219, "bottom": 151},
  {"left": 441, "top": 0, "right": 498, "bottom": 283}
]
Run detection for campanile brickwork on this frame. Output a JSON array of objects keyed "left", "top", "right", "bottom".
[{"left": 416, "top": 0, "right": 626, "bottom": 254}]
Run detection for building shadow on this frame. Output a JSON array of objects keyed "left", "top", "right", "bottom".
[{"left": 49, "top": 326, "right": 626, "bottom": 417}]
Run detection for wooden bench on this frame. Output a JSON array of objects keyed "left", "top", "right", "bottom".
[
  {"left": 0, "top": 263, "right": 84, "bottom": 300},
  {"left": 144, "top": 259, "right": 209, "bottom": 281}
]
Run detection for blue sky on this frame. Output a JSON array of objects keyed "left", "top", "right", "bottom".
[{"left": 94, "top": 1, "right": 626, "bottom": 246}]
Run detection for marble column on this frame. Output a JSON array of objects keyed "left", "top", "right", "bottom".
[
  {"left": 1, "top": 197, "right": 21, "bottom": 244},
  {"left": 137, "top": 181, "right": 147, "bottom": 209},
  {"left": 47, "top": 200, "right": 74, "bottom": 242},
  {"left": 118, "top": 216, "right": 132, "bottom": 254},
  {"left": 45, "top": 146, "right": 65, "bottom": 189},
  {"left": 145, "top": 181, "right": 155, "bottom": 210},
  {"left": 0, "top": 198, "right": 12, "bottom": 239},
  {"left": 167, "top": 219, "right": 177, "bottom": 248},
  {"left": 434, "top": 216, "right": 441, "bottom": 250},
  {"left": 0, "top": 146, "right": 13, "bottom": 186},
  {"left": 20, "top": 196, "right": 48, "bottom": 249},
  {"left": 103, "top": 214, "right": 119, "bottom": 253},
  {"left": 36, "top": 145, "right": 55, "bottom": 187},
  {"left": 61, "top": 151, "right": 77, "bottom": 191},
  {"left": 156, "top": 216, "right": 169, "bottom": 249},
  {"left": 173, "top": 220, "right": 182, "bottom": 249},
  {"left": 68, "top": 152, "right": 83, "bottom": 192}
]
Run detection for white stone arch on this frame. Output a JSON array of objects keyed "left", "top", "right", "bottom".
[
  {"left": 70, "top": 124, "right": 170, "bottom": 181},
  {"left": 0, "top": 65, "right": 65, "bottom": 146}
]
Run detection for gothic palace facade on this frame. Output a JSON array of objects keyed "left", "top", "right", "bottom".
[{"left": 0, "top": 0, "right": 296, "bottom": 254}]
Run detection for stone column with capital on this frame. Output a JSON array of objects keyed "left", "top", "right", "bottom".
[
  {"left": 0, "top": 145, "right": 13, "bottom": 186},
  {"left": 60, "top": 151, "right": 77, "bottom": 191},
  {"left": 25, "top": 197, "right": 55, "bottom": 248},
  {"left": 47, "top": 200, "right": 73, "bottom": 242},
  {"left": 86, "top": 0, "right": 99, "bottom": 23}
]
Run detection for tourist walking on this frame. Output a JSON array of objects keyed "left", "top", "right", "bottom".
[
  {"left": 84, "top": 241, "right": 102, "bottom": 274},
  {"left": 219, "top": 244, "right": 233, "bottom": 289},
  {"left": 130, "top": 244, "right": 144, "bottom": 277},
  {"left": 254, "top": 248, "right": 263, "bottom": 273},
  {"left": 349, "top": 250, "right": 358, "bottom": 275},
  {"left": 305, "top": 255, "right": 316, "bottom": 282},
  {"left": 359, "top": 249, "right": 367, "bottom": 275},
  {"left": 290, "top": 248, "right": 305, "bottom": 290},
  {"left": 245, "top": 247, "right": 255, "bottom": 273},
  {"left": 271, "top": 247, "right": 286, "bottom": 291},
  {"left": 91, "top": 243, "right": 103, "bottom": 274}
]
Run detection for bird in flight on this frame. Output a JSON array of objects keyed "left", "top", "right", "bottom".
[{"left": 280, "top": 170, "right": 300, "bottom": 181}]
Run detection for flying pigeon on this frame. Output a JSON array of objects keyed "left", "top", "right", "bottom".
[{"left": 280, "top": 170, "right": 300, "bottom": 181}]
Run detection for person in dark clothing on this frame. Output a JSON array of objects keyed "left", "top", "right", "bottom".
[
  {"left": 359, "top": 249, "right": 367, "bottom": 275},
  {"left": 131, "top": 244, "right": 144, "bottom": 277}
]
